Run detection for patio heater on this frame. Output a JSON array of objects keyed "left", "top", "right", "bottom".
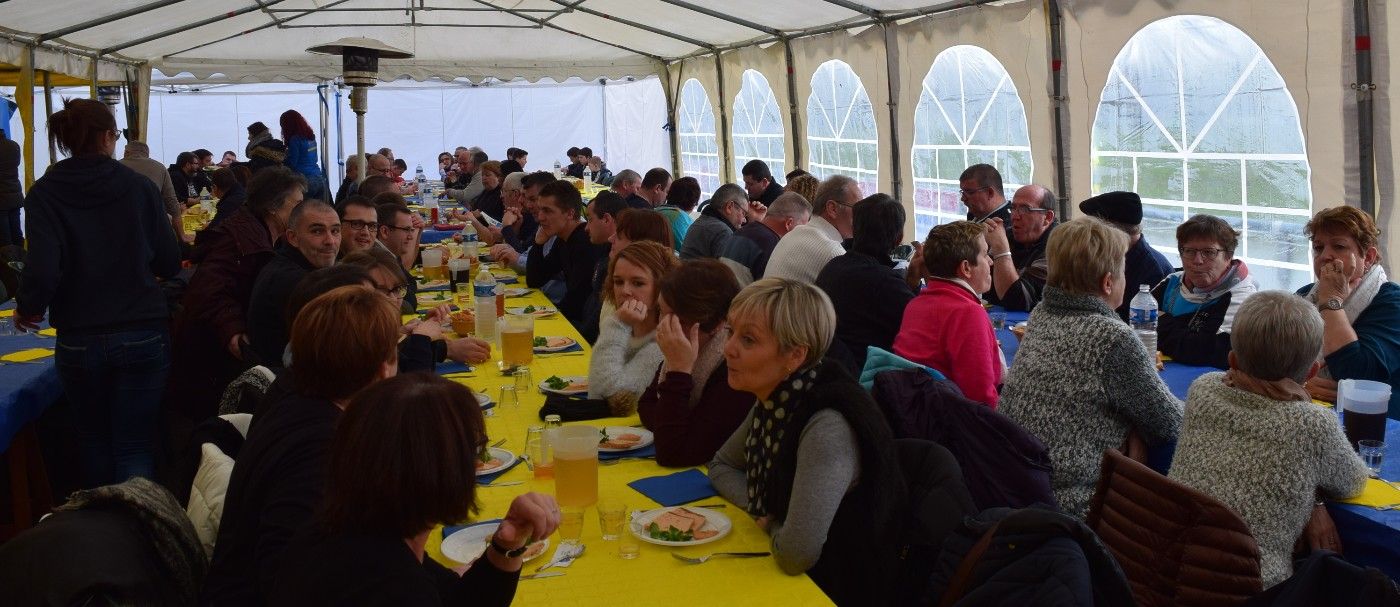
[{"left": 306, "top": 38, "right": 413, "bottom": 185}]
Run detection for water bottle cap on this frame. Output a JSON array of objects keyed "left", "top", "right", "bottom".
[{"left": 1139, "top": 284, "right": 1150, "bottom": 292}]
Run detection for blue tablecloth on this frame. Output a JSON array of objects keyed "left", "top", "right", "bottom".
[
  {"left": 996, "top": 307, "right": 1400, "bottom": 580},
  {"left": 0, "top": 305, "right": 63, "bottom": 454},
  {"left": 421, "top": 229, "right": 458, "bottom": 244}
]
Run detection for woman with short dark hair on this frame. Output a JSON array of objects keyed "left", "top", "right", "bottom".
[
  {"left": 1152, "top": 214, "right": 1258, "bottom": 369},
  {"left": 639, "top": 259, "right": 750, "bottom": 467},
  {"left": 270, "top": 375, "right": 560, "bottom": 606},
  {"left": 610, "top": 208, "right": 674, "bottom": 257},
  {"left": 15, "top": 97, "right": 181, "bottom": 488},
  {"left": 204, "top": 285, "right": 400, "bottom": 605}
]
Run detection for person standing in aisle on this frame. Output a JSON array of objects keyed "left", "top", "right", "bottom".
[{"left": 280, "top": 110, "right": 329, "bottom": 202}]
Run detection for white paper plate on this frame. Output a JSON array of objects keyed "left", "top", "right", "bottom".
[
  {"left": 629, "top": 507, "right": 731, "bottom": 547},
  {"left": 503, "top": 287, "right": 533, "bottom": 298},
  {"left": 506, "top": 306, "right": 557, "bottom": 318},
  {"left": 474, "top": 392, "right": 493, "bottom": 410},
  {"left": 442, "top": 520, "right": 550, "bottom": 564},
  {"left": 538, "top": 376, "right": 588, "bottom": 396},
  {"left": 598, "top": 426, "right": 654, "bottom": 453},
  {"left": 533, "top": 336, "right": 578, "bottom": 353},
  {"left": 475, "top": 447, "right": 516, "bottom": 476}
]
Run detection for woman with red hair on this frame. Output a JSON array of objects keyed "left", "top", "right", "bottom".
[{"left": 280, "top": 109, "right": 328, "bottom": 201}]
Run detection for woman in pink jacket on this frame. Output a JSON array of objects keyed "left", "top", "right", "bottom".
[{"left": 893, "top": 221, "right": 1003, "bottom": 407}]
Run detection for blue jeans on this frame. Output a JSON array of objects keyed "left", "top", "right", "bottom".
[{"left": 55, "top": 329, "right": 170, "bottom": 488}]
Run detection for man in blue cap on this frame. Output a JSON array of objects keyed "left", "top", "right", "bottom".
[{"left": 1079, "top": 191, "right": 1173, "bottom": 321}]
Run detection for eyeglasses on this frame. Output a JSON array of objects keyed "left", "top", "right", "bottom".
[
  {"left": 376, "top": 285, "right": 407, "bottom": 299},
  {"left": 1179, "top": 247, "right": 1226, "bottom": 260},
  {"left": 959, "top": 187, "right": 991, "bottom": 196},
  {"left": 344, "top": 220, "right": 379, "bottom": 232},
  {"left": 1010, "top": 206, "right": 1050, "bottom": 215},
  {"left": 384, "top": 224, "right": 416, "bottom": 234}
]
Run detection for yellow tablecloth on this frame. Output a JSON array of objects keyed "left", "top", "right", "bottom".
[{"left": 419, "top": 271, "right": 834, "bottom": 606}]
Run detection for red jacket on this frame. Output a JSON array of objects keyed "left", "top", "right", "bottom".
[{"left": 893, "top": 279, "right": 1003, "bottom": 408}]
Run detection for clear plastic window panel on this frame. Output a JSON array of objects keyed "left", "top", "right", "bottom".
[
  {"left": 805, "top": 60, "right": 879, "bottom": 196},
  {"left": 731, "top": 70, "right": 787, "bottom": 183},
  {"left": 1090, "top": 15, "right": 1313, "bottom": 291},
  {"left": 911, "top": 45, "right": 1033, "bottom": 237},
  {"left": 679, "top": 79, "right": 722, "bottom": 199}
]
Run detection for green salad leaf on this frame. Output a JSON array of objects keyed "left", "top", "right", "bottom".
[
  {"left": 646, "top": 523, "right": 693, "bottom": 542},
  {"left": 533, "top": 336, "right": 548, "bottom": 347},
  {"left": 523, "top": 305, "right": 537, "bottom": 313},
  {"left": 544, "top": 375, "right": 570, "bottom": 390}
]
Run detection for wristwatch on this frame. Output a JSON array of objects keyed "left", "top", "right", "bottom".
[
  {"left": 1320, "top": 297, "right": 1343, "bottom": 311},
  {"left": 489, "top": 538, "right": 529, "bottom": 558}
]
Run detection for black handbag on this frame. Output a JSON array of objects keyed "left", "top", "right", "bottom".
[{"left": 538, "top": 393, "right": 611, "bottom": 421}]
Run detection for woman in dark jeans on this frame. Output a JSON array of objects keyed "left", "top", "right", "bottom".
[{"left": 16, "top": 98, "right": 181, "bottom": 487}]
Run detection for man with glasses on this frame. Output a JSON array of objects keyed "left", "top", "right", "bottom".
[
  {"left": 374, "top": 197, "right": 422, "bottom": 313},
  {"left": 984, "top": 184, "right": 1058, "bottom": 311},
  {"left": 765, "top": 175, "right": 861, "bottom": 284},
  {"left": 959, "top": 163, "right": 1011, "bottom": 225},
  {"left": 337, "top": 195, "right": 380, "bottom": 258},
  {"left": 1079, "top": 190, "right": 1174, "bottom": 321}
]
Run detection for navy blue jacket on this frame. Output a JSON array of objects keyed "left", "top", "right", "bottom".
[
  {"left": 1297, "top": 280, "right": 1400, "bottom": 419},
  {"left": 1116, "top": 235, "right": 1173, "bottom": 321}
]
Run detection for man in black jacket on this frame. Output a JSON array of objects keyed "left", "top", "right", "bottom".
[
  {"left": 0, "top": 129, "right": 23, "bottom": 249},
  {"left": 246, "top": 200, "right": 341, "bottom": 367},
  {"left": 741, "top": 159, "right": 785, "bottom": 207},
  {"left": 168, "top": 151, "right": 200, "bottom": 209},
  {"left": 984, "top": 184, "right": 1057, "bottom": 312},
  {"left": 526, "top": 181, "right": 608, "bottom": 326}
]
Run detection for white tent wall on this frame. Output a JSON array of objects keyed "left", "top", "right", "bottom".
[
  {"left": 720, "top": 43, "right": 797, "bottom": 184},
  {"left": 1062, "top": 0, "right": 1353, "bottom": 259},
  {"left": 671, "top": 53, "right": 726, "bottom": 184},
  {"left": 604, "top": 78, "right": 672, "bottom": 178},
  {"left": 1378, "top": 0, "right": 1398, "bottom": 266},
  {"left": 791, "top": 27, "right": 893, "bottom": 199}
]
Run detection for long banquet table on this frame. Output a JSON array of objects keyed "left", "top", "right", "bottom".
[
  {"left": 417, "top": 268, "right": 835, "bottom": 606},
  {"left": 995, "top": 308, "right": 1400, "bottom": 580}
]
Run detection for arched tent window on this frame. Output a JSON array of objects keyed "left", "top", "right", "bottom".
[
  {"left": 806, "top": 60, "right": 879, "bottom": 195},
  {"left": 732, "top": 70, "right": 786, "bottom": 183},
  {"left": 1092, "top": 15, "right": 1312, "bottom": 291},
  {"left": 678, "top": 79, "right": 722, "bottom": 198},
  {"left": 911, "top": 45, "right": 1033, "bottom": 236}
]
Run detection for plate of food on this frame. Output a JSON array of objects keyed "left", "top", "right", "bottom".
[
  {"left": 630, "top": 507, "right": 731, "bottom": 547},
  {"left": 441, "top": 520, "right": 550, "bottom": 565},
  {"left": 532, "top": 336, "right": 577, "bottom": 353},
  {"left": 507, "top": 305, "right": 557, "bottom": 318},
  {"left": 598, "top": 426, "right": 653, "bottom": 452},
  {"left": 503, "top": 287, "right": 533, "bottom": 298},
  {"left": 475, "top": 446, "right": 516, "bottom": 477},
  {"left": 539, "top": 375, "right": 589, "bottom": 396},
  {"left": 418, "top": 279, "right": 450, "bottom": 291}
]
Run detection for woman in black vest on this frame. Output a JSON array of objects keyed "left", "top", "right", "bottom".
[{"left": 707, "top": 278, "right": 905, "bottom": 606}]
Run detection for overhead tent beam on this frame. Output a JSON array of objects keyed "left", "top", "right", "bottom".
[
  {"left": 100, "top": 0, "right": 295, "bottom": 55},
  {"left": 252, "top": 0, "right": 287, "bottom": 28},
  {"left": 542, "top": 0, "right": 715, "bottom": 51},
  {"left": 655, "top": 0, "right": 786, "bottom": 37},
  {"left": 162, "top": 0, "right": 360, "bottom": 59},
  {"left": 882, "top": 22, "right": 902, "bottom": 203},
  {"left": 35, "top": 0, "right": 193, "bottom": 43},
  {"left": 279, "top": 23, "right": 540, "bottom": 29},
  {"left": 784, "top": 39, "right": 802, "bottom": 172},
  {"left": 539, "top": 0, "right": 589, "bottom": 26},
  {"left": 264, "top": 6, "right": 559, "bottom": 13},
  {"left": 472, "top": 0, "right": 668, "bottom": 63},
  {"left": 816, "top": 0, "right": 883, "bottom": 19}
]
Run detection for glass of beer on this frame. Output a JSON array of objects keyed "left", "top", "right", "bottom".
[
  {"left": 553, "top": 426, "right": 599, "bottom": 508},
  {"left": 500, "top": 313, "right": 535, "bottom": 366}
]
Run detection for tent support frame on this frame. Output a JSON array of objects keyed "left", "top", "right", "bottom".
[
  {"left": 784, "top": 38, "right": 802, "bottom": 173},
  {"left": 1047, "top": 0, "right": 1070, "bottom": 216},
  {"left": 882, "top": 22, "right": 902, "bottom": 203},
  {"left": 714, "top": 52, "right": 731, "bottom": 183},
  {"left": 1354, "top": 0, "right": 1376, "bottom": 217}
]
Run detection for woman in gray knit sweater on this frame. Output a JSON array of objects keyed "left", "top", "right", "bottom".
[
  {"left": 1170, "top": 291, "right": 1367, "bottom": 587},
  {"left": 999, "top": 217, "right": 1184, "bottom": 519}
]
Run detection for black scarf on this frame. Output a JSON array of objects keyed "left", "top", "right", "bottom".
[{"left": 744, "top": 366, "right": 820, "bottom": 517}]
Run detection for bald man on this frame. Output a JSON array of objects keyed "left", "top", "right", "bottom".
[{"left": 983, "top": 184, "right": 1057, "bottom": 311}]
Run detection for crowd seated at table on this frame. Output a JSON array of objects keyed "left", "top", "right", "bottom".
[{"left": 7, "top": 107, "right": 1400, "bottom": 607}]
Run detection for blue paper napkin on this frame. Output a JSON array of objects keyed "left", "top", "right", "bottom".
[
  {"left": 534, "top": 341, "right": 585, "bottom": 355},
  {"left": 627, "top": 468, "right": 718, "bottom": 507},
  {"left": 436, "top": 361, "right": 474, "bottom": 375},
  {"left": 598, "top": 442, "right": 656, "bottom": 461},
  {"left": 495, "top": 275, "right": 518, "bottom": 284},
  {"left": 478, "top": 456, "right": 522, "bottom": 485},
  {"left": 418, "top": 281, "right": 451, "bottom": 292}
]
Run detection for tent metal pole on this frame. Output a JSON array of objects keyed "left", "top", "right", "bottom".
[
  {"left": 42, "top": 71, "right": 56, "bottom": 163},
  {"left": 784, "top": 39, "right": 802, "bottom": 173},
  {"left": 89, "top": 54, "right": 98, "bottom": 99},
  {"left": 100, "top": 0, "right": 293, "bottom": 55},
  {"left": 655, "top": 0, "right": 785, "bottom": 37},
  {"left": 662, "top": 64, "right": 681, "bottom": 177},
  {"left": 1354, "top": 0, "right": 1376, "bottom": 216},
  {"left": 882, "top": 22, "right": 902, "bottom": 203},
  {"left": 163, "top": 0, "right": 359, "bottom": 59},
  {"left": 317, "top": 81, "right": 331, "bottom": 192},
  {"left": 1047, "top": 0, "right": 1069, "bottom": 216},
  {"left": 36, "top": 0, "right": 193, "bottom": 43},
  {"left": 20, "top": 47, "right": 36, "bottom": 188},
  {"left": 714, "top": 53, "right": 731, "bottom": 184},
  {"left": 335, "top": 84, "right": 345, "bottom": 185},
  {"left": 540, "top": 0, "right": 715, "bottom": 51}
]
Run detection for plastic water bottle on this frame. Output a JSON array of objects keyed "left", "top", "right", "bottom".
[
  {"left": 414, "top": 163, "right": 426, "bottom": 185},
  {"left": 584, "top": 167, "right": 594, "bottom": 183},
  {"left": 460, "top": 220, "right": 478, "bottom": 243},
  {"left": 474, "top": 268, "right": 498, "bottom": 343},
  {"left": 553, "top": 160, "right": 562, "bottom": 178},
  {"left": 1129, "top": 285, "right": 1158, "bottom": 355}
]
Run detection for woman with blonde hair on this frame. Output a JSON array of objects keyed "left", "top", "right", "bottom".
[
  {"left": 707, "top": 278, "right": 904, "bottom": 606},
  {"left": 587, "top": 241, "right": 681, "bottom": 414},
  {"left": 998, "top": 216, "right": 1183, "bottom": 519}
]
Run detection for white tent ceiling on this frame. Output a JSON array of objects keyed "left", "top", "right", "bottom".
[{"left": 0, "top": 0, "right": 985, "bottom": 82}]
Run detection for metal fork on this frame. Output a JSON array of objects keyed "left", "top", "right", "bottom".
[{"left": 670, "top": 551, "right": 771, "bottom": 564}]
